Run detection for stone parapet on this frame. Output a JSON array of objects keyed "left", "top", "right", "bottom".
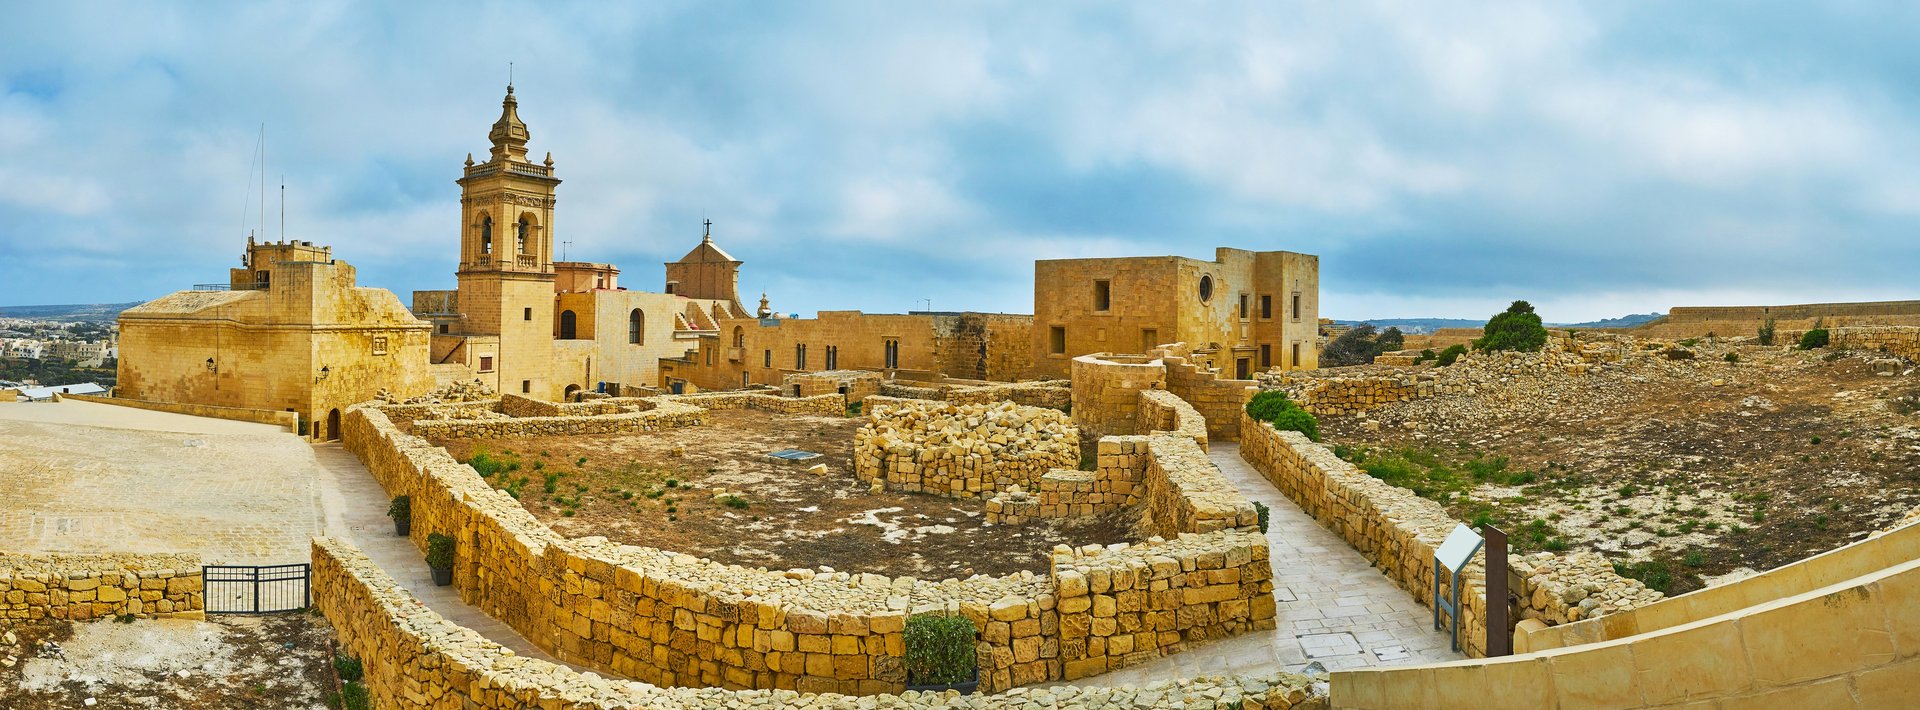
[
  {"left": 854, "top": 399, "right": 1078, "bottom": 498},
  {"left": 1141, "top": 435, "right": 1259, "bottom": 537},
  {"left": 1138, "top": 388, "right": 1208, "bottom": 448},
  {"left": 0, "top": 552, "right": 203, "bottom": 620}
]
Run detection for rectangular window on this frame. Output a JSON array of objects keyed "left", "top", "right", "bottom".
[
  {"left": 1291, "top": 342, "right": 1301, "bottom": 367},
  {"left": 706, "top": 345, "right": 714, "bottom": 365},
  {"left": 1291, "top": 293, "right": 1301, "bottom": 321},
  {"left": 1093, "top": 280, "right": 1111, "bottom": 312},
  {"left": 1141, "top": 329, "right": 1158, "bottom": 351},
  {"left": 1260, "top": 344, "right": 1271, "bottom": 369},
  {"left": 521, "top": 380, "right": 531, "bottom": 394},
  {"left": 371, "top": 336, "right": 388, "bottom": 356},
  {"left": 1260, "top": 295, "right": 1272, "bottom": 319},
  {"left": 479, "top": 356, "right": 494, "bottom": 373},
  {"left": 437, "top": 323, "right": 449, "bottom": 334},
  {"left": 883, "top": 339, "right": 899, "bottom": 369},
  {"left": 764, "top": 350, "right": 772, "bottom": 368},
  {"left": 524, "top": 307, "right": 533, "bottom": 321},
  {"left": 1239, "top": 294, "right": 1249, "bottom": 319},
  {"left": 1049, "top": 326, "right": 1066, "bottom": 355},
  {"left": 825, "top": 345, "right": 838, "bottom": 370},
  {"left": 796, "top": 344, "right": 807, "bottom": 369}
]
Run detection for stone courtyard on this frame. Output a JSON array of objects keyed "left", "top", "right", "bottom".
[{"left": 0, "top": 401, "right": 324, "bottom": 565}]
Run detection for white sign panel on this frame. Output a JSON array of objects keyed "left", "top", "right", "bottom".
[{"left": 1435, "top": 524, "right": 1483, "bottom": 573}]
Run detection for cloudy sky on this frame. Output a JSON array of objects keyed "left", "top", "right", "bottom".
[{"left": 3, "top": 2, "right": 1918, "bottom": 322}]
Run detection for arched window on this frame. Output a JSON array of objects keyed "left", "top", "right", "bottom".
[
  {"left": 629, "top": 309, "right": 644, "bottom": 345},
  {"left": 516, "top": 216, "right": 530, "bottom": 254},
  {"left": 559, "top": 309, "right": 577, "bottom": 340},
  {"left": 480, "top": 216, "right": 493, "bottom": 255},
  {"left": 732, "top": 326, "right": 745, "bottom": 348}
]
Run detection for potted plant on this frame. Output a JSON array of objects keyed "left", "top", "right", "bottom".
[
  {"left": 425, "top": 532, "right": 455, "bottom": 586},
  {"left": 387, "top": 495, "right": 411, "bottom": 537},
  {"left": 903, "top": 614, "right": 979, "bottom": 694}
]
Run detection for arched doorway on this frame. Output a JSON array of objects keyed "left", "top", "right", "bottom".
[
  {"left": 326, "top": 408, "right": 342, "bottom": 442},
  {"left": 564, "top": 383, "right": 582, "bottom": 401},
  {"left": 559, "top": 310, "right": 578, "bottom": 339}
]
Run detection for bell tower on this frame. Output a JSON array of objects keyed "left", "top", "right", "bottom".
[{"left": 453, "top": 84, "right": 561, "bottom": 398}]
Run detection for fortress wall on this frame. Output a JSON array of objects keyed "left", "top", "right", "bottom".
[
  {"left": 341, "top": 394, "right": 1276, "bottom": 695},
  {"left": 0, "top": 552, "right": 203, "bottom": 621},
  {"left": 1330, "top": 555, "right": 1920, "bottom": 709}
]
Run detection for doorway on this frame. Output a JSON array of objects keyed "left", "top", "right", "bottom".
[{"left": 325, "top": 408, "right": 342, "bottom": 441}]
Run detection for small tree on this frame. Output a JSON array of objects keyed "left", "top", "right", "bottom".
[
  {"left": 904, "top": 614, "right": 977, "bottom": 685},
  {"left": 1245, "top": 390, "right": 1297, "bottom": 422},
  {"left": 1799, "top": 327, "right": 1830, "bottom": 350},
  {"left": 1270, "top": 407, "right": 1321, "bottom": 442},
  {"left": 1475, "top": 300, "right": 1548, "bottom": 352},
  {"left": 1435, "top": 343, "right": 1469, "bottom": 366},
  {"left": 1374, "top": 326, "right": 1405, "bottom": 353},
  {"left": 1757, "top": 318, "right": 1777, "bottom": 346},
  {"left": 1321, "top": 324, "right": 1382, "bottom": 366}
]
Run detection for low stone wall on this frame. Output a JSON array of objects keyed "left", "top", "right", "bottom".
[
  {"left": 1053, "top": 531, "right": 1276, "bottom": 680},
  {"left": 344, "top": 396, "right": 1279, "bottom": 696},
  {"left": 1138, "top": 388, "right": 1207, "bottom": 448},
  {"left": 1238, "top": 414, "right": 1657, "bottom": 658},
  {"left": 1070, "top": 354, "right": 1166, "bottom": 443},
  {"left": 670, "top": 391, "right": 847, "bottom": 416},
  {"left": 0, "top": 552, "right": 203, "bottom": 620},
  {"left": 854, "top": 399, "right": 1078, "bottom": 498},
  {"left": 1155, "top": 353, "right": 1256, "bottom": 441},
  {"left": 1141, "top": 434, "right": 1258, "bottom": 537},
  {"left": 1259, "top": 373, "right": 1432, "bottom": 416},
  {"left": 62, "top": 393, "right": 300, "bottom": 432},
  {"left": 410, "top": 398, "right": 706, "bottom": 439},
  {"left": 1821, "top": 325, "right": 1920, "bottom": 361},
  {"left": 985, "top": 437, "right": 1148, "bottom": 524},
  {"left": 877, "top": 381, "right": 947, "bottom": 401},
  {"left": 945, "top": 381, "right": 1072, "bottom": 410},
  {"left": 317, "top": 536, "right": 1318, "bottom": 710},
  {"left": 785, "top": 371, "right": 883, "bottom": 405}
]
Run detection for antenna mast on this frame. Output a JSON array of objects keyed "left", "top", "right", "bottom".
[
  {"left": 280, "top": 176, "right": 286, "bottom": 240},
  {"left": 259, "top": 124, "right": 266, "bottom": 243}
]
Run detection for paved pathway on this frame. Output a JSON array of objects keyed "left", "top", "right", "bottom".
[
  {"left": 309, "top": 442, "right": 582, "bottom": 670},
  {"left": 1058, "top": 442, "right": 1461, "bottom": 687}
]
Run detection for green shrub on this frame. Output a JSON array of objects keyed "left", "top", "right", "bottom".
[
  {"left": 722, "top": 495, "right": 750, "bottom": 510},
  {"left": 1757, "top": 318, "right": 1777, "bottom": 346},
  {"left": 1474, "top": 300, "right": 1548, "bottom": 352},
  {"left": 1799, "top": 328, "right": 1830, "bottom": 349},
  {"left": 1253, "top": 501, "right": 1270, "bottom": 534},
  {"left": 341, "top": 682, "right": 371, "bottom": 710},
  {"left": 1269, "top": 407, "right": 1320, "bottom": 442},
  {"left": 426, "top": 532, "right": 455, "bottom": 569},
  {"left": 904, "top": 614, "right": 977, "bottom": 685},
  {"left": 1724, "top": 352, "right": 1739, "bottom": 363},
  {"left": 333, "top": 654, "right": 364, "bottom": 683},
  {"left": 1412, "top": 348, "right": 1437, "bottom": 364},
  {"left": 1612, "top": 559, "right": 1675, "bottom": 594},
  {"left": 1435, "top": 343, "right": 1468, "bottom": 366},
  {"left": 386, "top": 496, "right": 410, "bottom": 525},
  {"left": 846, "top": 401, "right": 864, "bottom": 417},
  {"left": 1244, "top": 390, "right": 1296, "bottom": 422}
]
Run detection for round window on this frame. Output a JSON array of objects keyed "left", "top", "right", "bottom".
[{"left": 1198, "top": 274, "right": 1215, "bottom": 302}]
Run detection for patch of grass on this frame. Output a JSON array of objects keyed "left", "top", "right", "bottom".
[
  {"left": 1682, "top": 549, "right": 1707, "bottom": 567},
  {"left": 1613, "top": 559, "right": 1676, "bottom": 594},
  {"left": 333, "top": 654, "right": 364, "bottom": 683},
  {"left": 465, "top": 451, "right": 522, "bottom": 478},
  {"left": 665, "top": 478, "right": 680, "bottom": 488},
  {"left": 721, "top": 495, "right": 750, "bottom": 510}
]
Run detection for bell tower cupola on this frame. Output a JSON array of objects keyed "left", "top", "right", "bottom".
[
  {"left": 457, "top": 83, "right": 561, "bottom": 277},
  {"left": 488, "top": 84, "right": 532, "bottom": 162}
]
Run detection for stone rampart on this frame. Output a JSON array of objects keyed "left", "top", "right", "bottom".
[
  {"left": 854, "top": 399, "right": 1079, "bottom": 498},
  {"left": 1154, "top": 353, "right": 1256, "bottom": 441},
  {"left": 316, "top": 536, "right": 1317, "bottom": 710},
  {"left": 0, "top": 552, "right": 203, "bottom": 620},
  {"left": 1070, "top": 354, "right": 1165, "bottom": 442},
  {"left": 1331, "top": 554, "right": 1920, "bottom": 709},
  {"left": 62, "top": 393, "right": 302, "bottom": 432}
]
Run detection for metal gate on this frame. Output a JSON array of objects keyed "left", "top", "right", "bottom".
[{"left": 203, "top": 564, "right": 311, "bottom": 613}]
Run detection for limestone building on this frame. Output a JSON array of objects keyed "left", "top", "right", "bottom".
[
  {"left": 118, "top": 239, "right": 434, "bottom": 440},
  {"left": 1032, "top": 248, "right": 1318, "bottom": 379},
  {"left": 411, "top": 86, "right": 741, "bottom": 399},
  {"left": 659, "top": 308, "right": 1035, "bottom": 393}
]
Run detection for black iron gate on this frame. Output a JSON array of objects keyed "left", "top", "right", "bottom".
[{"left": 203, "top": 564, "right": 310, "bottom": 613}]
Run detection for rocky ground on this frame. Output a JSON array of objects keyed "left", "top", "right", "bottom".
[
  {"left": 1319, "top": 336, "right": 1920, "bottom": 595},
  {"left": 0, "top": 612, "right": 336, "bottom": 709},
  {"left": 430, "top": 409, "right": 1133, "bottom": 579}
]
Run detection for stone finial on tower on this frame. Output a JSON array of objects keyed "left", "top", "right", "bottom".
[
  {"left": 488, "top": 84, "right": 531, "bottom": 161},
  {"left": 757, "top": 292, "right": 772, "bottom": 319}
]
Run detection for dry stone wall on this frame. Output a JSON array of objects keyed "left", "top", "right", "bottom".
[
  {"left": 853, "top": 399, "right": 1079, "bottom": 498},
  {"left": 985, "top": 437, "right": 1148, "bottom": 525},
  {"left": 1138, "top": 388, "right": 1208, "bottom": 448},
  {"left": 1154, "top": 352, "right": 1257, "bottom": 441},
  {"left": 317, "top": 536, "right": 1320, "bottom": 710},
  {"left": 1140, "top": 435, "right": 1259, "bottom": 537},
  {"left": 1070, "top": 354, "right": 1165, "bottom": 443},
  {"left": 1238, "top": 415, "right": 1658, "bottom": 658},
  {"left": 0, "top": 552, "right": 203, "bottom": 620}
]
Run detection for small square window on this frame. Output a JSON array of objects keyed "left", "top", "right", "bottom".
[
  {"left": 371, "top": 336, "right": 389, "bottom": 356},
  {"left": 1049, "top": 326, "right": 1066, "bottom": 354},
  {"left": 522, "top": 380, "right": 531, "bottom": 394},
  {"left": 1093, "top": 280, "right": 1111, "bottom": 311},
  {"left": 479, "top": 355, "right": 494, "bottom": 373},
  {"left": 1260, "top": 295, "right": 1272, "bottom": 320}
]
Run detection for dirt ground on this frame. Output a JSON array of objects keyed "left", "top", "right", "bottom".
[
  {"left": 0, "top": 612, "right": 336, "bottom": 709},
  {"left": 1322, "top": 342, "right": 1920, "bottom": 596},
  {"left": 430, "top": 409, "right": 1134, "bottom": 578}
]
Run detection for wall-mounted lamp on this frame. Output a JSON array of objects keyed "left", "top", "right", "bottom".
[
  {"left": 205, "top": 357, "right": 217, "bottom": 373},
  {"left": 316, "top": 365, "right": 331, "bottom": 383}
]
